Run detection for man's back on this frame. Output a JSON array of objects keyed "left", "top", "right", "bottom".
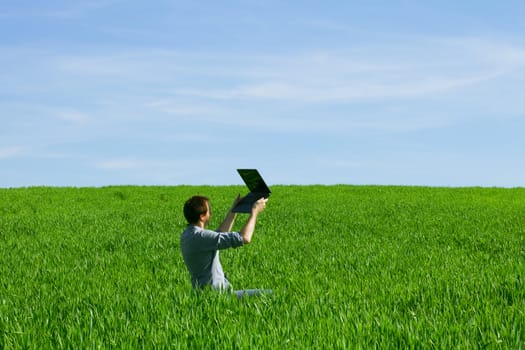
[{"left": 180, "top": 225, "right": 243, "bottom": 289}]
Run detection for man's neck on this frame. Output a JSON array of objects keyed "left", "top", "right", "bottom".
[{"left": 195, "top": 221, "right": 205, "bottom": 229}]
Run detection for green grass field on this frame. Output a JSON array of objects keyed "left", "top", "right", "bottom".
[{"left": 1, "top": 185, "right": 524, "bottom": 348}]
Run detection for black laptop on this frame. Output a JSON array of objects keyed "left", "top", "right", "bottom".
[{"left": 232, "top": 169, "right": 271, "bottom": 213}]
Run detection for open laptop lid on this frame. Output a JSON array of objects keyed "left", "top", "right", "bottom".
[
  {"left": 232, "top": 169, "right": 271, "bottom": 213},
  {"left": 237, "top": 169, "right": 271, "bottom": 194}
]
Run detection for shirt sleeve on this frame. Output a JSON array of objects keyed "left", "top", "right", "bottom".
[
  {"left": 198, "top": 229, "right": 244, "bottom": 250},
  {"left": 216, "top": 231, "right": 244, "bottom": 250}
]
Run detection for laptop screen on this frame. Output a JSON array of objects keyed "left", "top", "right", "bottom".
[{"left": 237, "top": 169, "right": 271, "bottom": 194}]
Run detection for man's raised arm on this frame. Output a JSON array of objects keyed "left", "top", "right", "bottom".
[
  {"left": 217, "top": 194, "right": 241, "bottom": 232},
  {"left": 240, "top": 197, "right": 268, "bottom": 244}
]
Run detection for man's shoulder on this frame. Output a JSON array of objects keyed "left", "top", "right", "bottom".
[
  {"left": 181, "top": 225, "right": 218, "bottom": 239},
  {"left": 182, "top": 224, "right": 198, "bottom": 234}
]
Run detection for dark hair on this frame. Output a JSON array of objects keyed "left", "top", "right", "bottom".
[{"left": 183, "top": 195, "right": 209, "bottom": 224}]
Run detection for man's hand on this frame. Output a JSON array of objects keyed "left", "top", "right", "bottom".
[{"left": 251, "top": 197, "right": 268, "bottom": 214}]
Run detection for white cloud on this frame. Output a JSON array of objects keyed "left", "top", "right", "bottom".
[
  {"left": 131, "top": 38, "right": 523, "bottom": 106},
  {"left": 173, "top": 73, "right": 499, "bottom": 102},
  {"left": 4, "top": 35, "right": 525, "bottom": 141},
  {"left": 0, "top": 0, "right": 119, "bottom": 19},
  {"left": 90, "top": 156, "right": 242, "bottom": 185},
  {"left": 95, "top": 158, "right": 144, "bottom": 170},
  {"left": 0, "top": 145, "right": 73, "bottom": 161},
  {"left": 55, "top": 110, "right": 90, "bottom": 124},
  {"left": 146, "top": 99, "right": 229, "bottom": 117},
  {"left": 18, "top": 36, "right": 523, "bottom": 106},
  {"left": 0, "top": 147, "right": 25, "bottom": 159}
]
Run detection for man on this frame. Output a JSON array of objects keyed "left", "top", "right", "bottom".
[{"left": 180, "top": 194, "right": 269, "bottom": 296}]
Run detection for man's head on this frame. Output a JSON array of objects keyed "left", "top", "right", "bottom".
[{"left": 183, "top": 195, "right": 210, "bottom": 225}]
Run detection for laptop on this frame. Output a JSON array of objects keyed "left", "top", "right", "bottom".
[{"left": 232, "top": 169, "right": 271, "bottom": 213}]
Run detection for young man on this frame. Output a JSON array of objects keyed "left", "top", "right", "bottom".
[{"left": 180, "top": 194, "right": 268, "bottom": 295}]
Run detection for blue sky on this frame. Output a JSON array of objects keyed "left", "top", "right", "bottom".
[{"left": 1, "top": 1, "right": 525, "bottom": 187}]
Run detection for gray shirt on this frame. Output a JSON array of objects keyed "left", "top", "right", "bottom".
[{"left": 180, "top": 225, "right": 244, "bottom": 290}]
